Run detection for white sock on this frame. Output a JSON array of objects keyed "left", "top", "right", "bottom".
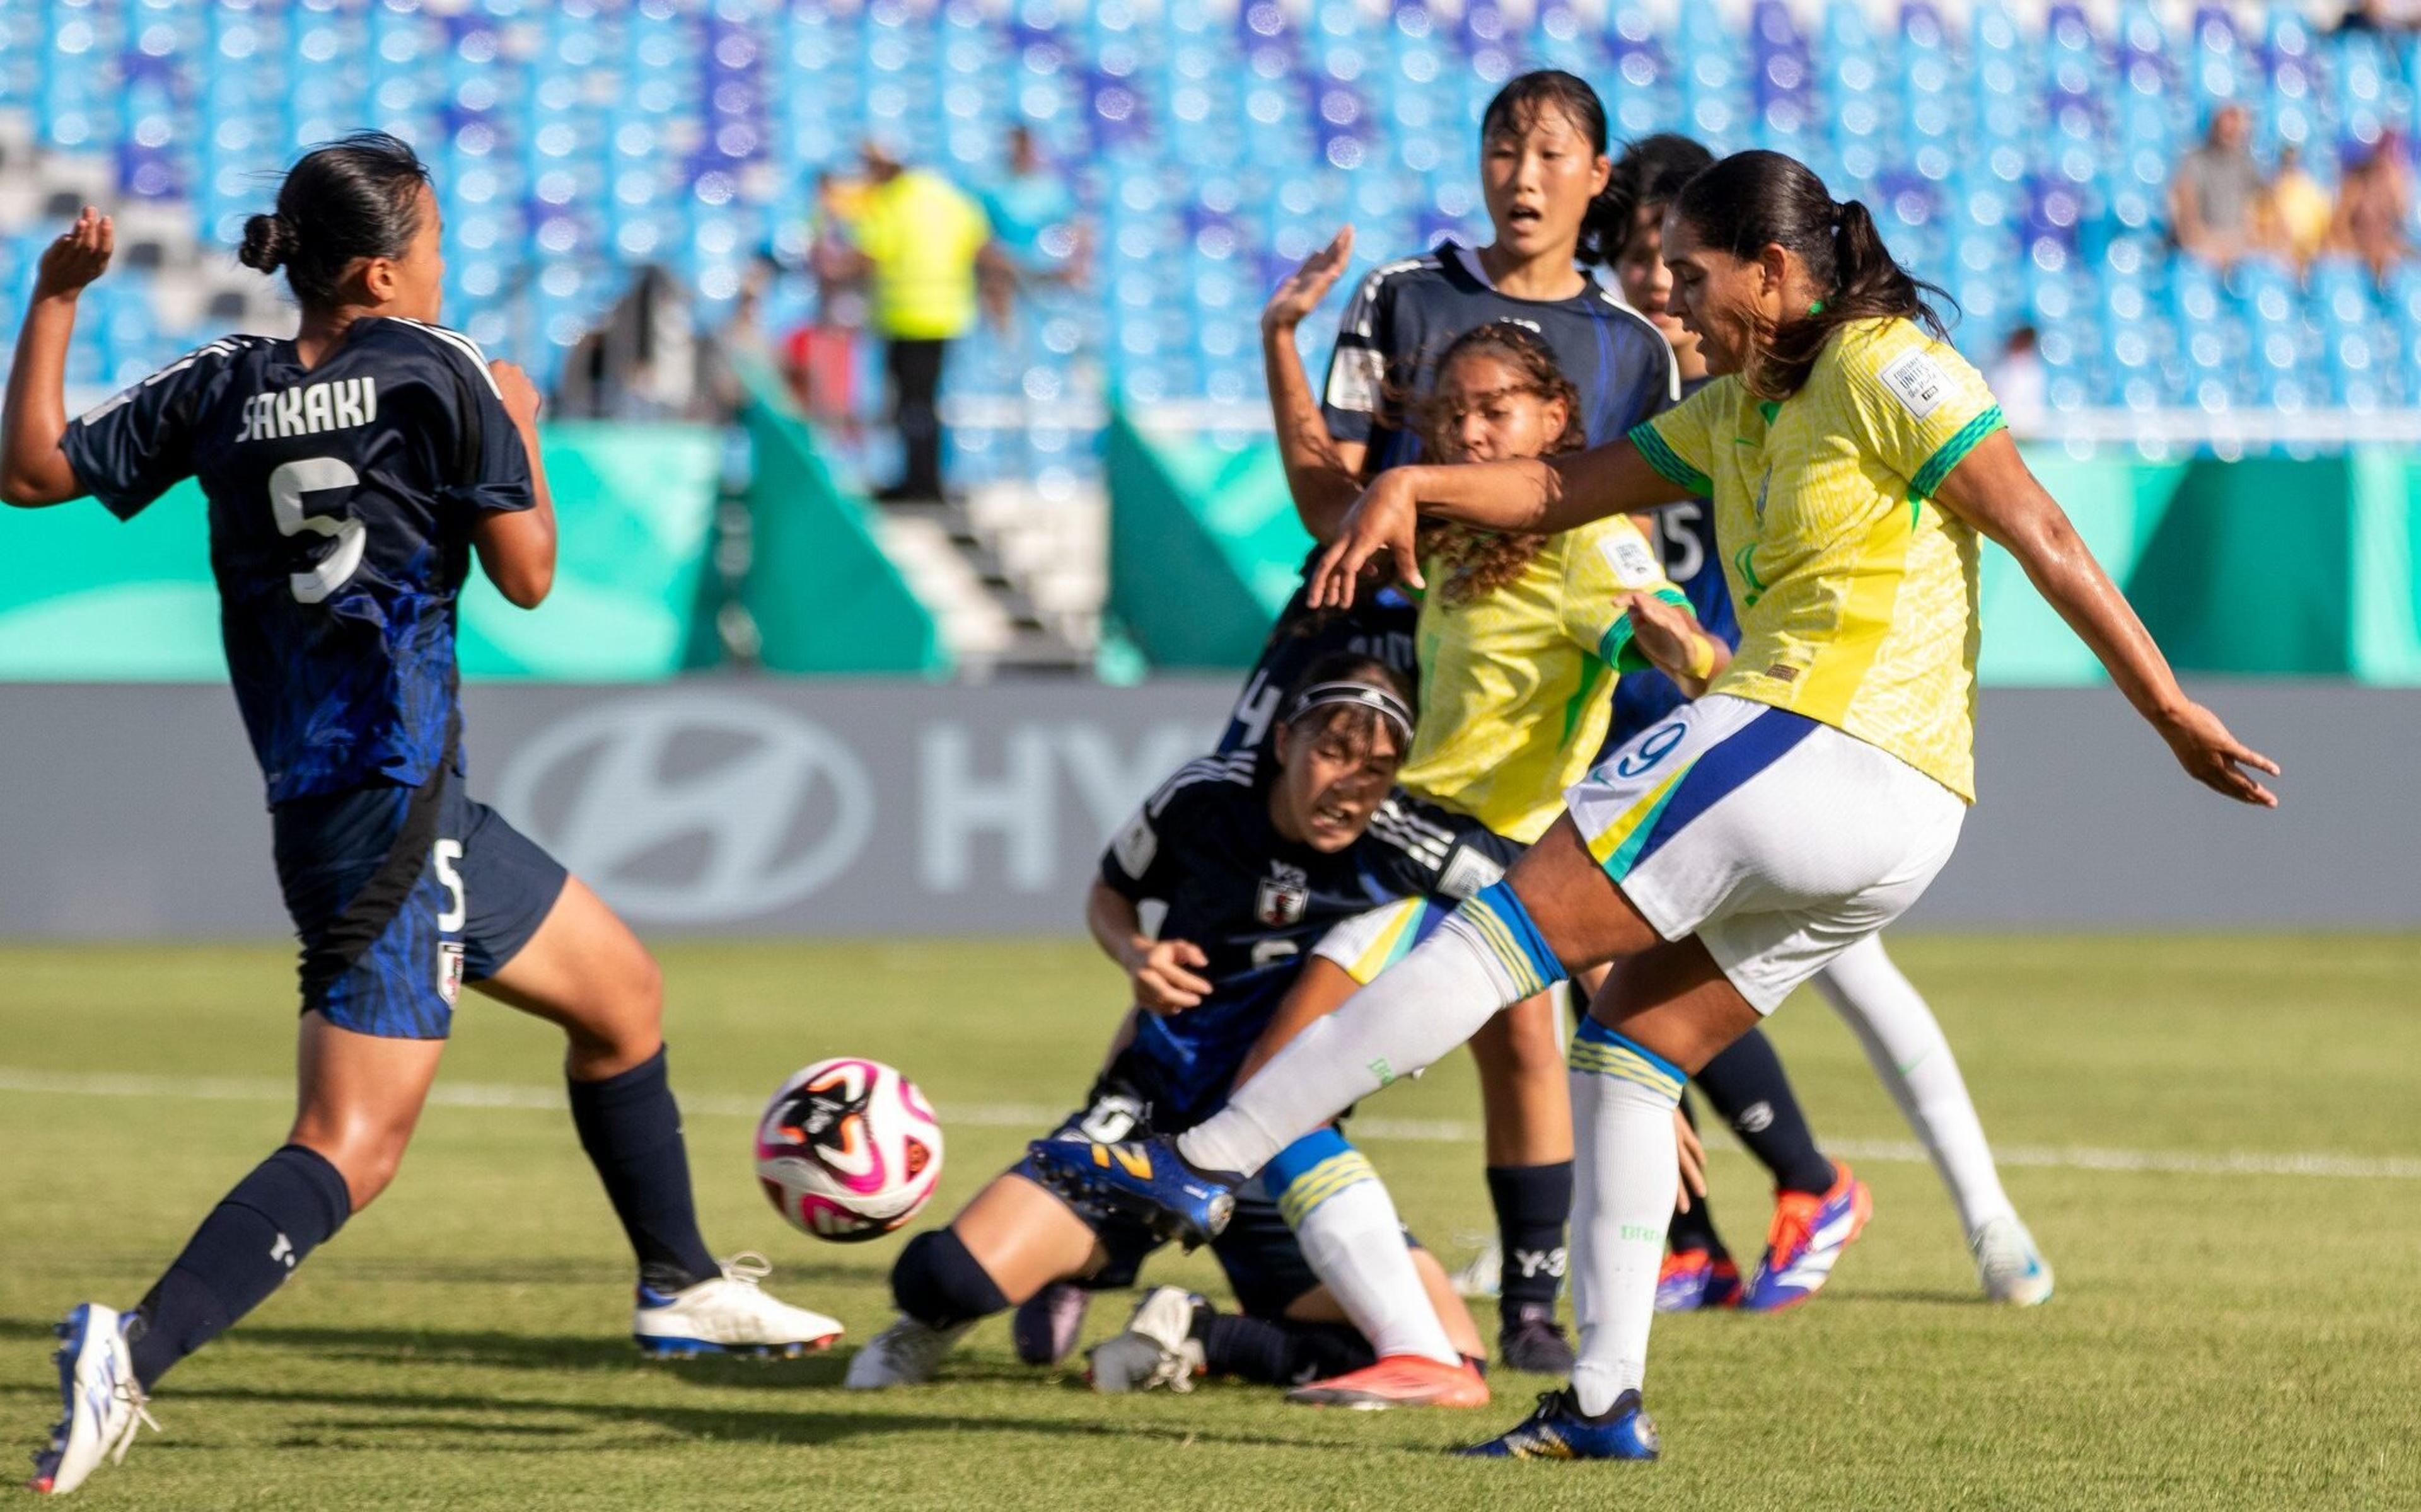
[
  {"left": 1813, "top": 935, "right": 2017, "bottom": 1237},
  {"left": 1283, "top": 1163, "right": 1461, "bottom": 1366},
  {"left": 1566, "top": 1045, "right": 1681, "bottom": 1416},
  {"left": 1178, "top": 908, "right": 1534, "bottom": 1177}
]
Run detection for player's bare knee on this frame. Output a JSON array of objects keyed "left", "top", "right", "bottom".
[
  {"left": 623, "top": 945, "right": 666, "bottom": 1029},
  {"left": 288, "top": 1122, "right": 410, "bottom": 1211}
]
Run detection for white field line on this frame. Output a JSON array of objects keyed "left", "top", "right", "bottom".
[{"left": 3, "top": 1066, "right": 2417, "bottom": 1181}]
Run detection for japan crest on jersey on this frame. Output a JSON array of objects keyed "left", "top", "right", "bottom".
[
  {"left": 437, "top": 941, "right": 465, "bottom": 1006},
  {"left": 1256, "top": 862, "right": 1311, "bottom": 926}
]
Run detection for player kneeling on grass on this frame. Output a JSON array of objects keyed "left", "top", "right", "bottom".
[{"left": 847, "top": 657, "right": 1494, "bottom": 1407}]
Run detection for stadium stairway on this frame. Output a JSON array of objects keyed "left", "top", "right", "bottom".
[{"left": 878, "top": 483, "right": 1106, "bottom": 675}]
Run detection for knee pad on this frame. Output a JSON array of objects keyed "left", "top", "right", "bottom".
[{"left": 891, "top": 1228, "right": 1009, "bottom": 1329}]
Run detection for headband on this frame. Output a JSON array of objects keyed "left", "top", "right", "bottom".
[{"left": 1282, "top": 680, "right": 1415, "bottom": 745}]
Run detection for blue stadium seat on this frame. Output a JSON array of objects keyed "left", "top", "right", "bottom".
[{"left": 3, "top": 0, "right": 2417, "bottom": 459}]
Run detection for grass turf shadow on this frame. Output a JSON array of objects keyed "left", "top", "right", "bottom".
[
  {"left": 148, "top": 1382, "right": 1356, "bottom": 1455},
  {"left": 0, "top": 1316, "right": 861, "bottom": 1385}
]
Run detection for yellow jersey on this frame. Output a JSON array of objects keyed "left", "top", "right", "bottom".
[
  {"left": 847, "top": 170, "right": 991, "bottom": 340},
  {"left": 1630, "top": 318, "right": 2003, "bottom": 800},
  {"left": 1398, "top": 516, "right": 1686, "bottom": 844}
]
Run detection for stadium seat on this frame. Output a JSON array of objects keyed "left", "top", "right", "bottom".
[{"left": 0, "top": 0, "right": 2414, "bottom": 462}]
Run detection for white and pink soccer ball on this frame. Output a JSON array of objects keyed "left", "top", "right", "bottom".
[{"left": 754, "top": 1058, "right": 943, "bottom": 1243}]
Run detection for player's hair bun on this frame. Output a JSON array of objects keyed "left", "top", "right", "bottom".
[{"left": 238, "top": 212, "right": 296, "bottom": 274}]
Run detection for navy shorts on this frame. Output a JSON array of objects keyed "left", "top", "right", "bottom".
[
  {"left": 272, "top": 762, "right": 568, "bottom": 1040},
  {"left": 1010, "top": 1051, "right": 1419, "bottom": 1320}
]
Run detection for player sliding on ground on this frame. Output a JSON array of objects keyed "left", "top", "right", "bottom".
[
  {"left": 1, "top": 136, "right": 839, "bottom": 1498},
  {"left": 1024, "top": 148, "right": 2278, "bottom": 1461},
  {"left": 847, "top": 657, "right": 1493, "bottom": 1405}
]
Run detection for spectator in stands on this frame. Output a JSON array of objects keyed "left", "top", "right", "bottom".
[
  {"left": 978, "top": 124, "right": 1086, "bottom": 330},
  {"left": 1988, "top": 325, "right": 2047, "bottom": 430},
  {"left": 2170, "top": 104, "right": 2267, "bottom": 268},
  {"left": 792, "top": 170, "right": 870, "bottom": 430},
  {"left": 2266, "top": 143, "right": 2335, "bottom": 270},
  {"left": 2331, "top": 131, "right": 2414, "bottom": 282},
  {"left": 833, "top": 138, "right": 999, "bottom": 504},
  {"left": 2337, "top": 0, "right": 2416, "bottom": 37}
]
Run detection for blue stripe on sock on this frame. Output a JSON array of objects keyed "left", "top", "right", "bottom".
[
  {"left": 1465, "top": 879, "right": 1568, "bottom": 991},
  {"left": 1572, "top": 1016, "right": 1687, "bottom": 1087},
  {"left": 1262, "top": 1127, "right": 1352, "bottom": 1195},
  {"left": 1623, "top": 707, "right": 1820, "bottom": 873}
]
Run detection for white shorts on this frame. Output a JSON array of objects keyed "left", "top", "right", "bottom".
[{"left": 1565, "top": 695, "right": 1966, "bottom": 1013}]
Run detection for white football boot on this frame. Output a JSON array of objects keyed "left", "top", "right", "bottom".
[
  {"left": 1971, "top": 1216, "right": 2056, "bottom": 1307},
  {"left": 1450, "top": 1238, "right": 1503, "bottom": 1299},
  {"left": 844, "top": 1316, "right": 972, "bottom": 1388},
  {"left": 28, "top": 1304, "right": 156, "bottom": 1497},
  {"left": 1086, "top": 1286, "right": 1205, "bottom": 1394},
  {"left": 632, "top": 1254, "right": 844, "bottom": 1358}
]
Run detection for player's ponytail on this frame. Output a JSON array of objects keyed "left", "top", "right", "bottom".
[
  {"left": 240, "top": 131, "right": 433, "bottom": 310},
  {"left": 1479, "top": 71, "right": 1622, "bottom": 267},
  {"left": 238, "top": 212, "right": 297, "bottom": 275},
  {"left": 1672, "top": 149, "right": 1955, "bottom": 400}
]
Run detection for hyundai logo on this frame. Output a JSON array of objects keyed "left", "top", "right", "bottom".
[{"left": 495, "top": 693, "right": 876, "bottom": 924}]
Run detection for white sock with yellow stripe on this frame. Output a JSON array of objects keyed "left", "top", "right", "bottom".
[
  {"left": 1567, "top": 1017, "right": 1685, "bottom": 1416},
  {"left": 1177, "top": 882, "right": 1564, "bottom": 1178},
  {"left": 1265, "top": 1129, "right": 1459, "bottom": 1367}
]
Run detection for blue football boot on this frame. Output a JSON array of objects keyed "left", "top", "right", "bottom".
[
  {"left": 1020, "top": 1135, "right": 1236, "bottom": 1249},
  {"left": 1740, "top": 1162, "right": 1872, "bottom": 1312},
  {"left": 1456, "top": 1387, "right": 1660, "bottom": 1462}
]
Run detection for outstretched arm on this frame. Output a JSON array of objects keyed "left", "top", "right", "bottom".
[
  {"left": 1, "top": 208, "right": 114, "bottom": 507},
  {"left": 1932, "top": 431, "right": 2278, "bottom": 805},
  {"left": 1260, "top": 229, "right": 1368, "bottom": 543},
  {"left": 1308, "top": 442, "right": 1687, "bottom": 608}
]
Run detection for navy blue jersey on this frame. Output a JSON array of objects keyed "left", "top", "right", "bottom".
[
  {"left": 1318, "top": 239, "right": 1678, "bottom": 468},
  {"left": 1214, "top": 568, "right": 1420, "bottom": 754},
  {"left": 1609, "top": 374, "right": 1736, "bottom": 744},
  {"left": 62, "top": 318, "right": 535, "bottom": 804},
  {"left": 1098, "top": 746, "right": 1477, "bottom": 1125}
]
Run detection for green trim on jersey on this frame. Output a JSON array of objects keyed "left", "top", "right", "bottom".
[
  {"left": 1630, "top": 422, "right": 1714, "bottom": 497},
  {"left": 1908, "top": 404, "right": 2007, "bottom": 509}
]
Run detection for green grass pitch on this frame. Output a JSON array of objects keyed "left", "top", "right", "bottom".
[{"left": 3, "top": 935, "right": 2416, "bottom": 1510}]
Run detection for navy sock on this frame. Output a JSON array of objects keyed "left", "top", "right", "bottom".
[
  {"left": 129, "top": 1145, "right": 351, "bottom": 1390},
  {"left": 567, "top": 1047, "right": 719, "bottom": 1294},
  {"left": 1486, "top": 1161, "right": 1573, "bottom": 1317},
  {"left": 1666, "top": 1095, "right": 1728, "bottom": 1258},
  {"left": 891, "top": 1229, "right": 1009, "bottom": 1329},
  {"left": 1193, "top": 1312, "right": 1373, "bottom": 1386},
  {"left": 1693, "top": 1027, "right": 1836, "bottom": 1196}
]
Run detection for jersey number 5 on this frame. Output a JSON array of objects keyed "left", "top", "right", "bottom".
[
  {"left": 270, "top": 456, "right": 366, "bottom": 604},
  {"left": 1656, "top": 502, "right": 1707, "bottom": 584}
]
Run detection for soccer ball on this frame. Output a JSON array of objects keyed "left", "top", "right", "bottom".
[{"left": 755, "top": 1058, "right": 943, "bottom": 1243}]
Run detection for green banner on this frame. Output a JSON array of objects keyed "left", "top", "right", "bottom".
[
  {"left": 733, "top": 360, "right": 947, "bottom": 676},
  {"left": 1105, "top": 408, "right": 1312, "bottom": 667},
  {"left": 0, "top": 422, "right": 722, "bottom": 682},
  {"left": 1106, "top": 426, "right": 2421, "bottom": 686}
]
